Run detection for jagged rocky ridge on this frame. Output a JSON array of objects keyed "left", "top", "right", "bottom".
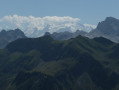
[
  {"left": 45, "top": 17, "right": 119, "bottom": 43},
  {"left": 0, "top": 28, "right": 26, "bottom": 48}
]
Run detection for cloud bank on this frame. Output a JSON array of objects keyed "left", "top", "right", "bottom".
[{"left": 0, "top": 15, "right": 96, "bottom": 37}]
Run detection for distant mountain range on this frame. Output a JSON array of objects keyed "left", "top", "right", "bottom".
[
  {"left": 45, "top": 17, "right": 119, "bottom": 43},
  {"left": 0, "top": 28, "right": 26, "bottom": 48},
  {"left": 0, "top": 35, "right": 119, "bottom": 90},
  {"left": 26, "top": 24, "right": 95, "bottom": 37},
  {"left": 0, "top": 15, "right": 96, "bottom": 37},
  {"left": 0, "top": 17, "right": 118, "bottom": 49},
  {"left": 44, "top": 30, "right": 87, "bottom": 40}
]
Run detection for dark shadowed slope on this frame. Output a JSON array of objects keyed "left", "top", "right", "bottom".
[{"left": 0, "top": 35, "right": 119, "bottom": 90}]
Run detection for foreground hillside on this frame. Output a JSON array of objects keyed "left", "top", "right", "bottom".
[{"left": 0, "top": 35, "right": 119, "bottom": 90}]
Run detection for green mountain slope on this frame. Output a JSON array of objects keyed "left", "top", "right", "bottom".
[{"left": 0, "top": 35, "right": 119, "bottom": 90}]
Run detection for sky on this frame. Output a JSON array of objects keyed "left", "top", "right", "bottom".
[{"left": 0, "top": 0, "right": 118, "bottom": 25}]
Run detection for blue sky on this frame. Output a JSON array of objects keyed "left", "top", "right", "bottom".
[{"left": 0, "top": 0, "right": 118, "bottom": 25}]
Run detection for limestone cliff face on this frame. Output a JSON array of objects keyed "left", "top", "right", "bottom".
[{"left": 89, "top": 17, "right": 119, "bottom": 42}]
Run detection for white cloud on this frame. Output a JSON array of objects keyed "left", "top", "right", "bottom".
[
  {"left": 83, "top": 24, "right": 97, "bottom": 32},
  {"left": 84, "top": 24, "right": 97, "bottom": 29},
  {"left": 0, "top": 14, "right": 96, "bottom": 37}
]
